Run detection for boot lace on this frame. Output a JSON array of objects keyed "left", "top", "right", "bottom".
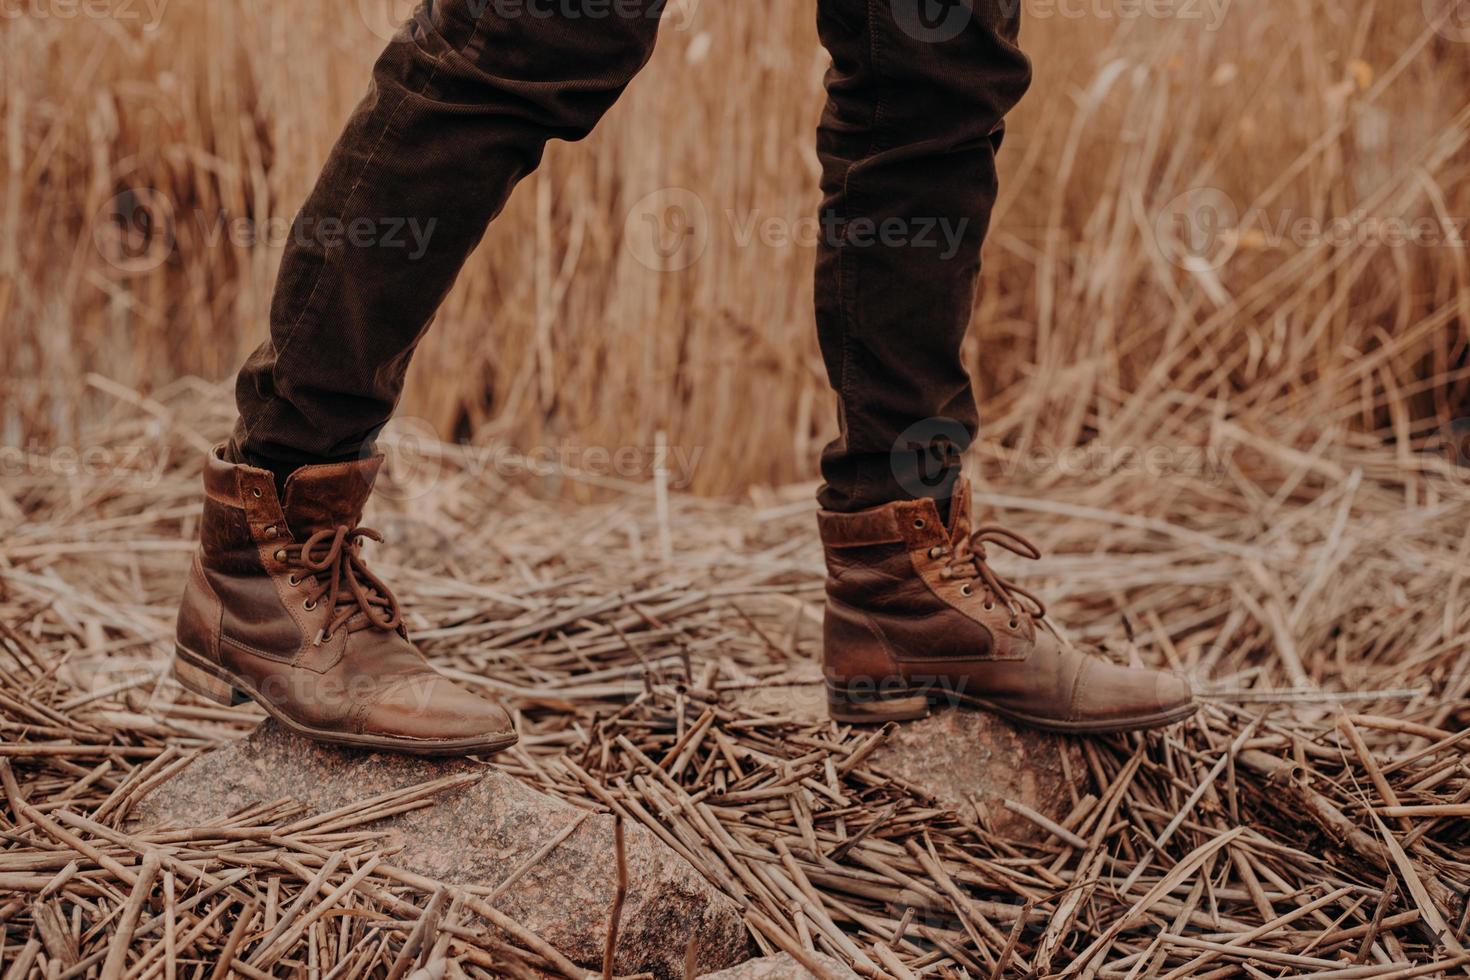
[
  {"left": 934, "top": 524, "right": 1048, "bottom": 624},
  {"left": 282, "top": 525, "right": 402, "bottom": 643}
]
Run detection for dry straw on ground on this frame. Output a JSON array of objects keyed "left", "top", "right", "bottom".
[{"left": 1, "top": 380, "right": 1468, "bottom": 976}]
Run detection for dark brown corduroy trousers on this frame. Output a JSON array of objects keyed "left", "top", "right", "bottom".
[{"left": 231, "top": 0, "right": 1031, "bottom": 512}]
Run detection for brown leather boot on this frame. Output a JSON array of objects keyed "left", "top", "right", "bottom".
[
  {"left": 173, "top": 448, "right": 517, "bottom": 756},
  {"left": 819, "top": 479, "right": 1196, "bottom": 733}
]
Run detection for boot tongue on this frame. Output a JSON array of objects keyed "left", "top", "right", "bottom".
[
  {"left": 945, "top": 477, "right": 973, "bottom": 541},
  {"left": 281, "top": 456, "right": 384, "bottom": 539}
]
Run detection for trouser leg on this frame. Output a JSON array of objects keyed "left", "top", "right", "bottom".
[
  {"left": 233, "top": 0, "right": 665, "bottom": 477},
  {"left": 813, "top": 0, "right": 1032, "bottom": 513}
]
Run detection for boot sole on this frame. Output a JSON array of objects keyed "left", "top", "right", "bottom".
[
  {"left": 827, "top": 682, "right": 1198, "bottom": 734},
  {"left": 173, "top": 645, "right": 520, "bottom": 757}
]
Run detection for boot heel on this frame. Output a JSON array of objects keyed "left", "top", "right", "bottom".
[
  {"left": 173, "top": 654, "right": 243, "bottom": 707},
  {"left": 826, "top": 684, "right": 931, "bottom": 724}
]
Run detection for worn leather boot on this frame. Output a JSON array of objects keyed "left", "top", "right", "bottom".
[
  {"left": 173, "top": 448, "right": 517, "bottom": 756},
  {"left": 819, "top": 479, "right": 1196, "bottom": 733}
]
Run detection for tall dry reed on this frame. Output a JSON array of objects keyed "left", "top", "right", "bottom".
[{"left": 3, "top": 0, "right": 1469, "bottom": 493}]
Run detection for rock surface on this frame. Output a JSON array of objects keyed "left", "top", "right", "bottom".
[
  {"left": 129, "top": 721, "right": 750, "bottom": 979},
  {"left": 732, "top": 663, "right": 1084, "bottom": 841},
  {"left": 700, "top": 952, "right": 858, "bottom": 980}
]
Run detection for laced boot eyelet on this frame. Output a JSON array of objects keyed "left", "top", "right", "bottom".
[
  {"left": 273, "top": 549, "right": 287, "bottom": 562},
  {"left": 264, "top": 525, "right": 277, "bottom": 536},
  {"left": 287, "top": 575, "right": 299, "bottom": 587},
  {"left": 928, "top": 546, "right": 945, "bottom": 560},
  {"left": 251, "top": 487, "right": 263, "bottom": 498},
  {"left": 1009, "top": 618, "right": 1020, "bottom": 629},
  {"left": 984, "top": 601, "right": 994, "bottom": 610},
  {"left": 913, "top": 518, "right": 925, "bottom": 529},
  {"left": 959, "top": 584, "right": 973, "bottom": 597},
  {"left": 303, "top": 599, "right": 317, "bottom": 611}
]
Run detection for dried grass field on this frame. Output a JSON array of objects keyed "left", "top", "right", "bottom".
[
  {"left": 4, "top": 0, "right": 1470, "bottom": 486},
  {"left": 3, "top": 387, "right": 1470, "bottom": 976},
  {"left": 3, "top": 0, "right": 1470, "bottom": 976}
]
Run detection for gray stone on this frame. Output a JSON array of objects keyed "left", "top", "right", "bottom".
[
  {"left": 731, "top": 663, "right": 1084, "bottom": 841},
  {"left": 129, "top": 721, "right": 751, "bottom": 979},
  {"left": 700, "top": 951, "right": 858, "bottom": 980}
]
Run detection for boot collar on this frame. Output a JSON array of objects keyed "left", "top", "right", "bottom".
[
  {"left": 817, "top": 478, "right": 972, "bottom": 550},
  {"left": 205, "top": 446, "right": 383, "bottom": 539},
  {"left": 204, "top": 445, "right": 264, "bottom": 505},
  {"left": 282, "top": 456, "right": 383, "bottom": 538}
]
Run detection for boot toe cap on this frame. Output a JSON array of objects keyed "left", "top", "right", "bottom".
[
  {"left": 1155, "top": 671, "right": 1194, "bottom": 712},
  {"left": 1076, "top": 660, "right": 1196, "bottom": 730},
  {"left": 360, "top": 676, "right": 517, "bottom": 748}
]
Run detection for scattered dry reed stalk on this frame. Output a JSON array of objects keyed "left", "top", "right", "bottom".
[{"left": 0, "top": 383, "right": 1468, "bottom": 975}]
